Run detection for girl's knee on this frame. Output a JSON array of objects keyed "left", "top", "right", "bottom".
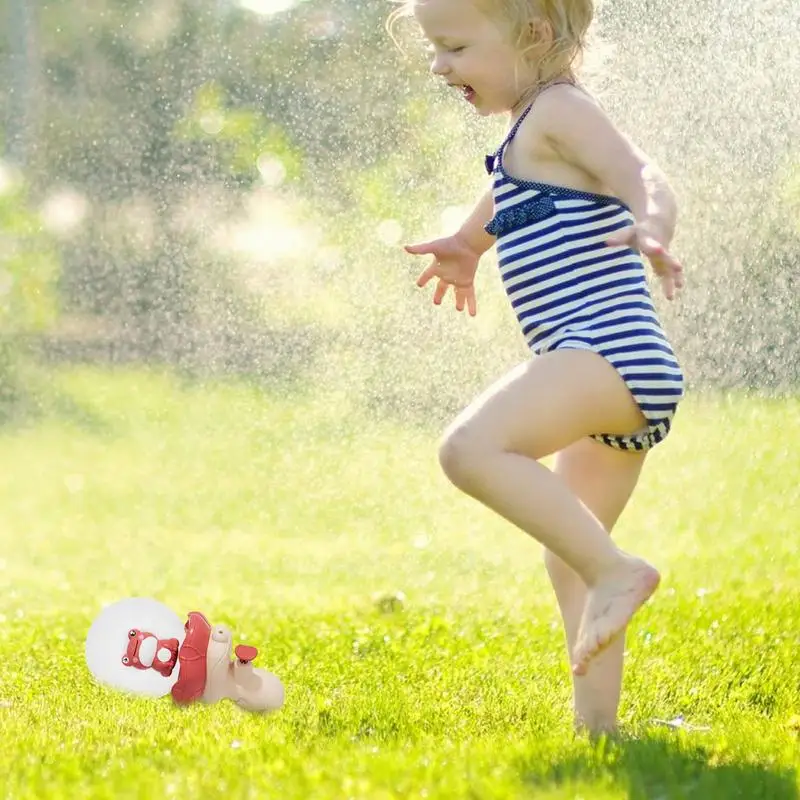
[{"left": 438, "top": 423, "right": 492, "bottom": 490}]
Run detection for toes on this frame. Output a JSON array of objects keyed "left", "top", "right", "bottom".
[
  {"left": 572, "top": 625, "right": 611, "bottom": 675},
  {"left": 571, "top": 639, "right": 594, "bottom": 676},
  {"left": 572, "top": 646, "right": 594, "bottom": 676}
]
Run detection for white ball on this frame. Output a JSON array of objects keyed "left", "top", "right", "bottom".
[{"left": 85, "top": 597, "right": 186, "bottom": 698}]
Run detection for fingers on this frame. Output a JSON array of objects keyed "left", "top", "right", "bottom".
[
  {"left": 454, "top": 285, "right": 465, "bottom": 312},
  {"left": 432, "top": 278, "right": 449, "bottom": 306},
  {"left": 467, "top": 290, "right": 477, "bottom": 316},
  {"left": 416, "top": 263, "right": 437, "bottom": 288},
  {"left": 608, "top": 226, "right": 685, "bottom": 301},
  {"left": 651, "top": 258, "right": 676, "bottom": 300},
  {"left": 660, "top": 272, "right": 676, "bottom": 301},
  {"left": 421, "top": 277, "right": 478, "bottom": 315},
  {"left": 407, "top": 240, "right": 477, "bottom": 315},
  {"left": 607, "top": 228, "right": 665, "bottom": 257},
  {"left": 461, "top": 287, "right": 476, "bottom": 316},
  {"left": 404, "top": 240, "right": 438, "bottom": 256},
  {"left": 650, "top": 251, "right": 685, "bottom": 301},
  {"left": 605, "top": 228, "right": 634, "bottom": 248},
  {"left": 672, "top": 261, "right": 685, "bottom": 291},
  {"left": 640, "top": 236, "right": 665, "bottom": 256},
  {"left": 655, "top": 262, "right": 682, "bottom": 300},
  {"left": 454, "top": 287, "right": 477, "bottom": 316}
]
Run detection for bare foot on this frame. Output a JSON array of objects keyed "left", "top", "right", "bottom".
[
  {"left": 571, "top": 557, "right": 660, "bottom": 676},
  {"left": 574, "top": 714, "right": 618, "bottom": 740}
]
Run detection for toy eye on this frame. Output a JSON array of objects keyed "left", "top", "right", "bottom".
[
  {"left": 128, "top": 630, "right": 136, "bottom": 638},
  {"left": 212, "top": 625, "right": 231, "bottom": 643},
  {"left": 122, "top": 656, "right": 129, "bottom": 664}
]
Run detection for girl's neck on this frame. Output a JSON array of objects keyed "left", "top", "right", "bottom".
[{"left": 511, "top": 70, "right": 576, "bottom": 119}]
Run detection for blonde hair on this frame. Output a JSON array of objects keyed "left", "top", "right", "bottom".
[{"left": 388, "top": 0, "right": 595, "bottom": 84}]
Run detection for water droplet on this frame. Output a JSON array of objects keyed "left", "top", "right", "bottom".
[
  {"left": 199, "top": 112, "right": 225, "bottom": 136},
  {"left": 257, "top": 155, "right": 287, "bottom": 188},
  {"left": 439, "top": 205, "right": 471, "bottom": 234},
  {"left": 239, "top": 0, "right": 298, "bottom": 15},
  {"left": 0, "top": 272, "right": 14, "bottom": 297},
  {"left": 0, "top": 160, "right": 22, "bottom": 196},
  {"left": 40, "top": 188, "right": 89, "bottom": 235},
  {"left": 64, "top": 474, "right": 85, "bottom": 493},
  {"left": 377, "top": 219, "right": 403, "bottom": 246},
  {"left": 412, "top": 534, "right": 430, "bottom": 549}
]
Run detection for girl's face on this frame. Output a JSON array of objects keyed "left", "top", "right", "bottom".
[{"left": 413, "top": 0, "right": 539, "bottom": 116}]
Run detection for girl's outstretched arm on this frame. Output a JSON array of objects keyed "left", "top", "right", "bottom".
[
  {"left": 454, "top": 185, "right": 497, "bottom": 256},
  {"left": 403, "top": 186, "right": 495, "bottom": 316},
  {"left": 537, "top": 88, "right": 678, "bottom": 240},
  {"left": 536, "top": 88, "right": 684, "bottom": 299}
]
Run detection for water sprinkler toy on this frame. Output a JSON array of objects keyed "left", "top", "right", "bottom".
[{"left": 85, "top": 597, "right": 284, "bottom": 713}]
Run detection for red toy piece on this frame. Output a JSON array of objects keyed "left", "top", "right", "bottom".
[
  {"left": 170, "top": 611, "right": 212, "bottom": 705},
  {"left": 122, "top": 628, "right": 179, "bottom": 678},
  {"left": 236, "top": 644, "right": 258, "bottom": 664}
]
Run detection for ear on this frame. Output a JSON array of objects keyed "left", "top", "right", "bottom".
[{"left": 527, "top": 17, "right": 554, "bottom": 46}]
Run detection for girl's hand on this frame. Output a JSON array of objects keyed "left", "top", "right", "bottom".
[
  {"left": 606, "top": 223, "right": 685, "bottom": 301},
  {"left": 404, "top": 233, "right": 481, "bottom": 316}
]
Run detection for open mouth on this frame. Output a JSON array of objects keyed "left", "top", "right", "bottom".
[{"left": 448, "top": 83, "right": 476, "bottom": 103}]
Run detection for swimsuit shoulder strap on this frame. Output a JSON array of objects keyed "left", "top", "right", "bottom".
[
  {"left": 500, "top": 78, "right": 578, "bottom": 149},
  {"left": 486, "top": 78, "right": 581, "bottom": 175}
]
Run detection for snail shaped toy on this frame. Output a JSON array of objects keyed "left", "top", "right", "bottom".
[{"left": 85, "top": 597, "right": 284, "bottom": 713}]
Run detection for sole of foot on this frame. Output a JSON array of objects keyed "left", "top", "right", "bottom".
[{"left": 571, "top": 558, "right": 660, "bottom": 677}]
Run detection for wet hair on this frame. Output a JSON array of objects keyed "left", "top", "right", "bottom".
[{"left": 388, "top": 0, "right": 595, "bottom": 83}]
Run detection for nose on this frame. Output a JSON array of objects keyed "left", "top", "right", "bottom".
[{"left": 430, "top": 52, "right": 450, "bottom": 76}]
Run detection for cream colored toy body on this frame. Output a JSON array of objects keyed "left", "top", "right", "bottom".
[{"left": 202, "top": 623, "right": 284, "bottom": 712}]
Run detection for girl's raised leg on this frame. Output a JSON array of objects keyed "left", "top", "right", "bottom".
[{"left": 437, "top": 349, "right": 660, "bottom": 675}]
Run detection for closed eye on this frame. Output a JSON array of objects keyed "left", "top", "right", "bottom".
[{"left": 423, "top": 43, "right": 467, "bottom": 56}]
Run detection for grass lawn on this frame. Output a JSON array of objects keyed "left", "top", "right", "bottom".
[{"left": 1, "top": 366, "right": 799, "bottom": 799}]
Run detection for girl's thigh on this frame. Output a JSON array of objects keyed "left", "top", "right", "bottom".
[{"left": 443, "top": 350, "right": 647, "bottom": 461}]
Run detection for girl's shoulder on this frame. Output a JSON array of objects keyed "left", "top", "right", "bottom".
[{"left": 531, "top": 80, "right": 602, "bottom": 118}]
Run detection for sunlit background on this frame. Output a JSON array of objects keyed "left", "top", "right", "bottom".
[
  {"left": 2, "top": 3, "right": 800, "bottom": 793},
  {"left": 1, "top": 0, "right": 799, "bottom": 420}
]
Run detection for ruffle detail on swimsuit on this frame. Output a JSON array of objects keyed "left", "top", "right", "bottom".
[{"left": 484, "top": 195, "right": 557, "bottom": 237}]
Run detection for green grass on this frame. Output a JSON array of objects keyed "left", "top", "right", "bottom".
[{"left": 1, "top": 367, "right": 799, "bottom": 799}]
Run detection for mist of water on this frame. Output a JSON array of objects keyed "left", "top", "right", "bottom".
[{"left": 2, "top": 0, "right": 799, "bottom": 429}]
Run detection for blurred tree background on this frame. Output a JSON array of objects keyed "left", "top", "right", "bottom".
[{"left": 1, "top": 0, "right": 799, "bottom": 426}]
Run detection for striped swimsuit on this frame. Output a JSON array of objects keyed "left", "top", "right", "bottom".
[{"left": 484, "top": 94, "right": 685, "bottom": 452}]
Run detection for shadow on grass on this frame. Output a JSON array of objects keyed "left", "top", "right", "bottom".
[{"left": 521, "top": 733, "right": 798, "bottom": 800}]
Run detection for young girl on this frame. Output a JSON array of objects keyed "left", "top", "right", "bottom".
[{"left": 392, "top": 0, "right": 685, "bottom": 733}]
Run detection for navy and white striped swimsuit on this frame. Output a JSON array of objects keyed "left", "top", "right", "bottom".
[{"left": 484, "top": 96, "right": 684, "bottom": 452}]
